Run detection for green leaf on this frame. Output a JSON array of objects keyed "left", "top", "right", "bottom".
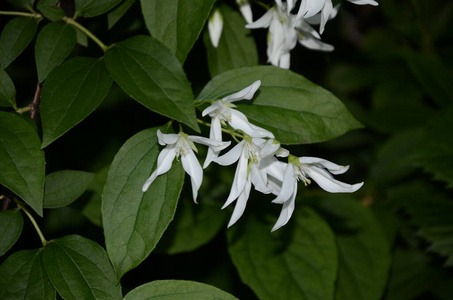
[
  {"left": 40, "top": 57, "right": 112, "bottom": 148},
  {"left": 43, "top": 235, "right": 122, "bottom": 300},
  {"left": 107, "top": 0, "right": 135, "bottom": 29},
  {"left": 75, "top": 27, "right": 88, "bottom": 47},
  {"left": 203, "top": 4, "right": 258, "bottom": 77},
  {"left": 228, "top": 207, "right": 337, "bottom": 300},
  {"left": 0, "top": 249, "right": 55, "bottom": 300},
  {"left": 389, "top": 182, "right": 453, "bottom": 265},
  {"left": 0, "top": 17, "right": 38, "bottom": 69},
  {"left": 7, "top": 0, "right": 35, "bottom": 9},
  {"left": 37, "top": 0, "right": 65, "bottom": 21},
  {"left": 124, "top": 280, "right": 238, "bottom": 300},
  {"left": 0, "top": 209, "right": 23, "bottom": 256},
  {"left": 0, "top": 112, "right": 45, "bottom": 216},
  {"left": 35, "top": 22, "right": 76, "bottom": 82},
  {"left": 0, "top": 69, "right": 16, "bottom": 107},
  {"left": 102, "top": 127, "right": 185, "bottom": 280},
  {"left": 44, "top": 170, "right": 94, "bottom": 209},
  {"left": 197, "top": 66, "right": 362, "bottom": 144},
  {"left": 312, "top": 196, "right": 391, "bottom": 300},
  {"left": 140, "top": 0, "right": 216, "bottom": 63},
  {"left": 82, "top": 166, "right": 109, "bottom": 227},
  {"left": 74, "top": 0, "right": 122, "bottom": 18},
  {"left": 104, "top": 35, "right": 199, "bottom": 131}
]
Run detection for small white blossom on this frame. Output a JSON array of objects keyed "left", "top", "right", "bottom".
[
  {"left": 208, "top": 8, "right": 224, "bottom": 48},
  {"left": 236, "top": 0, "right": 253, "bottom": 24},
  {"left": 142, "top": 130, "right": 230, "bottom": 203}
]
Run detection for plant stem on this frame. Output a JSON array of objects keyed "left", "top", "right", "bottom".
[
  {"left": 16, "top": 106, "right": 31, "bottom": 114},
  {"left": 0, "top": 11, "right": 42, "bottom": 18},
  {"left": 15, "top": 200, "right": 48, "bottom": 246},
  {"left": 62, "top": 16, "right": 109, "bottom": 52}
]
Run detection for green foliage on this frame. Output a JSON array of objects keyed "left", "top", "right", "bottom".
[
  {"left": 74, "top": 0, "right": 122, "bottom": 18},
  {"left": 40, "top": 57, "right": 113, "bottom": 148},
  {"left": 37, "top": 0, "right": 65, "bottom": 21},
  {"left": 0, "top": 112, "right": 45, "bottom": 216},
  {"left": 124, "top": 280, "right": 238, "bottom": 300},
  {"left": 0, "top": 209, "right": 23, "bottom": 256},
  {"left": 102, "top": 127, "right": 185, "bottom": 280},
  {"left": 0, "top": 17, "right": 38, "bottom": 69},
  {"left": 198, "top": 66, "right": 363, "bottom": 144},
  {"left": 104, "top": 35, "right": 199, "bottom": 132},
  {"left": 0, "top": 69, "right": 16, "bottom": 107},
  {"left": 107, "top": 0, "right": 135, "bottom": 29},
  {"left": 43, "top": 235, "right": 122, "bottom": 299},
  {"left": 140, "top": 0, "right": 216, "bottom": 63}
]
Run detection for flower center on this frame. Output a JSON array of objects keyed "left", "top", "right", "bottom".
[{"left": 175, "top": 136, "right": 195, "bottom": 157}]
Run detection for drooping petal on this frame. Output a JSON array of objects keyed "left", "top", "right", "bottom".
[
  {"left": 236, "top": 0, "right": 253, "bottom": 23},
  {"left": 189, "top": 135, "right": 230, "bottom": 149},
  {"left": 229, "top": 110, "right": 274, "bottom": 138},
  {"left": 305, "top": 165, "right": 364, "bottom": 193},
  {"left": 142, "top": 147, "right": 176, "bottom": 191},
  {"left": 267, "top": 175, "right": 283, "bottom": 195},
  {"left": 347, "top": 0, "right": 378, "bottom": 6},
  {"left": 227, "top": 179, "right": 252, "bottom": 228},
  {"left": 272, "top": 164, "right": 297, "bottom": 204},
  {"left": 222, "top": 80, "right": 261, "bottom": 102},
  {"left": 215, "top": 140, "right": 244, "bottom": 166},
  {"left": 305, "top": 4, "right": 340, "bottom": 25},
  {"left": 203, "top": 117, "right": 223, "bottom": 168},
  {"left": 208, "top": 8, "right": 223, "bottom": 48},
  {"left": 202, "top": 101, "right": 224, "bottom": 117},
  {"left": 260, "top": 156, "right": 286, "bottom": 181},
  {"left": 279, "top": 52, "right": 291, "bottom": 69},
  {"left": 157, "top": 130, "right": 179, "bottom": 146},
  {"left": 299, "top": 156, "right": 350, "bottom": 175},
  {"left": 223, "top": 151, "right": 248, "bottom": 208},
  {"left": 297, "top": 25, "right": 334, "bottom": 52},
  {"left": 319, "top": 0, "right": 333, "bottom": 34},
  {"left": 271, "top": 181, "right": 297, "bottom": 231},
  {"left": 296, "top": 0, "right": 326, "bottom": 20},
  {"left": 246, "top": 7, "right": 274, "bottom": 29},
  {"left": 181, "top": 150, "right": 203, "bottom": 202},
  {"left": 250, "top": 164, "right": 272, "bottom": 194}
]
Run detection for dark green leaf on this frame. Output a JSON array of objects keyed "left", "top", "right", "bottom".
[
  {"left": 7, "top": 0, "right": 35, "bottom": 9},
  {"left": 0, "top": 17, "right": 38, "bottom": 69},
  {"left": 43, "top": 235, "right": 122, "bottom": 300},
  {"left": 75, "top": 27, "right": 88, "bottom": 47},
  {"left": 35, "top": 22, "right": 76, "bottom": 82},
  {"left": 108, "top": 0, "right": 135, "bottom": 29},
  {"left": 197, "top": 66, "right": 363, "bottom": 144},
  {"left": 204, "top": 4, "right": 258, "bottom": 77},
  {"left": 0, "top": 69, "right": 16, "bottom": 107},
  {"left": 0, "top": 209, "right": 23, "bottom": 256},
  {"left": 0, "top": 112, "right": 45, "bottom": 216},
  {"left": 40, "top": 57, "right": 112, "bottom": 148},
  {"left": 37, "top": 0, "right": 65, "bottom": 21},
  {"left": 124, "top": 280, "right": 238, "bottom": 300},
  {"left": 82, "top": 166, "right": 109, "bottom": 227},
  {"left": 228, "top": 207, "right": 337, "bottom": 300},
  {"left": 44, "top": 170, "right": 94, "bottom": 208},
  {"left": 0, "top": 249, "right": 55, "bottom": 300},
  {"left": 102, "top": 127, "right": 185, "bottom": 280},
  {"left": 74, "top": 0, "right": 122, "bottom": 18},
  {"left": 312, "top": 196, "right": 391, "bottom": 300},
  {"left": 104, "top": 35, "right": 199, "bottom": 131},
  {"left": 140, "top": 0, "right": 216, "bottom": 63}
]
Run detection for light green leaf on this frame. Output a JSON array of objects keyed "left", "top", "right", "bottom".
[
  {"left": 0, "top": 112, "right": 45, "bottom": 216},
  {"left": 197, "top": 66, "right": 362, "bottom": 144},
  {"left": 40, "top": 57, "right": 112, "bottom": 148},
  {"left": 74, "top": 0, "right": 122, "bottom": 18},
  {"left": 0, "top": 249, "right": 55, "bottom": 300},
  {"left": 0, "top": 69, "right": 16, "bottom": 107},
  {"left": 104, "top": 35, "right": 199, "bottom": 131},
  {"left": 312, "top": 196, "right": 391, "bottom": 300},
  {"left": 44, "top": 170, "right": 94, "bottom": 208},
  {"left": 0, "top": 17, "right": 38, "bottom": 69},
  {"left": 124, "top": 280, "right": 238, "bottom": 300},
  {"left": 37, "top": 0, "right": 65, "bottom": 21},
  {"left": 35, "top": 22, "right": 76, "bottom": 82},
  {"left": 108, "top": 0, "right": 135, "bottom": 29},
  {"left": 228, "top": 207, "right": 337, "bottom": 300},
  {"left": 204, "top": 4, "right": 258, "bottom": 77},
  {"left": 43, "top": 235, "right": 122, "bottom": 300},
  {"left": 140, "top": 0, "right": 216, "bottom": 63},
  {"left": 102, "top": 127, "right": 185, "bottom": 281},
  {"left": 0, "top": 209, "right": 23, "bottom": 256}
]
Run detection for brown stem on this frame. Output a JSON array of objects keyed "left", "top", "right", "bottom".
[
  {"left": 30, "top": 82, "right": 41, "bottom": 119},
  {"left": 1, "top": 195, "right": 12, "bottom": 211}
]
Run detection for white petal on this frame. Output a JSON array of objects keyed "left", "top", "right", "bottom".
[
  {"left": 223, "top": 151, "right": 248, "bottom": 208},
  {"left": 157, "top": 130, "right": 179, "bottom": 146},
  {"left": 189, "top": 135, "right": 230, "bottom": 149},
  {"left": 319, "top": 0, "right": 333, "bottom": 34},
  {"left": 347, "top": 0, "right": 378, "bottom": 6},
  {"left": 296, "top": 0, "right": 326, "bottom": 20},
  {"left": 305, "top": 4, "right": 340, "bottom": 25},
  {"left": 208, "top": 9, "right": 223, "bottom": 48},
  {"left": 272, "top": 164, "right": 297, "bottom": 204},
  {"left": 267, "top": 175, "right": 283, "bottom": 195},
  {"left": 222, "top": 80, "right": 261, "bottom": 102},
  {"left": 246, "top": 7, "right": 274, "bottom": 29},
  {"left": 279, "top": 52, "right": 291, "bottom": 69},
  {"left": 250, "top": 164, "right": 272, "bottom": 194},
  {"left": 181, "top": 150, "right": 203, "bottom": 202},
  {"left": 305, "top": 166, "right": 364, "bottom": 193},
  {"left": 227, "top": 179, "right": 252, "bottom": 228},
  {"left": 215, "top": 140, "right": 244, "bottom": 166},
  {"left": 259, "top": 139, "right": 280, "bottom": 158},
  {"left": 142, "top": 147, "right": 176, "bottom": 191},
  {"left": 229, "top": 110, "right": 274, "bottom": 138},
  {"left": 297, "top": 30, "right": 334, "bottom": 52},
  {"left": 271, "top": 183, "right": 296, "bottom": 231},
  {"left": 202, "top": 101, "right": 224, "bottom": 117},
  {"left": 261, "top": 157, "right": 286, "bottom": 181},
  {"left": 203, "top": 118, "right": 223, "bottom": 169},
  {"left": 299, "top": 156, "right": 349, "bottom": 174},
  {"left": 237, "top": 0, "right": 253, "bottom": 23}
]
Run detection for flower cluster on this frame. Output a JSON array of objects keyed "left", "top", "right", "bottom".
[
  {"left": 245, "top": 0, "right": 378, "bottom": 68},
  {"left": 142, "top": 81, "right": 363, "bottom": 231}
]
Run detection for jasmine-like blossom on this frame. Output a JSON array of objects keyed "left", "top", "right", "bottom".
[
  {"left": 142, "top": 130, "right": 230, "bottom": 202},
  {"left": 271, "top": 155, "right": 364, "bottom": 231},
  {"left": 236, "top": 0, "right": 253, "bottom": 24},
  {"left": 202, "top": 80, "right": 274, "bottom": 168},
  {"left": 208, "top": 8, "right": 223, "bottom": 48}
]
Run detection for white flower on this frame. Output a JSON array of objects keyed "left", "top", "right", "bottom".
[
  {"left": 236, "top": 0, "right": 253, "bottom": 24},
  {"left": 208, "top": 8, "right": 223, "bottom": 48},
  {"left": 271, "top": 155, "right": 364, "bottom": 231},
  {"left": 142, "top": 130, "right": 230, "bottom": 203},
  {"left": 202, "top": 80, "right": 274, "bottom": 168}
]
